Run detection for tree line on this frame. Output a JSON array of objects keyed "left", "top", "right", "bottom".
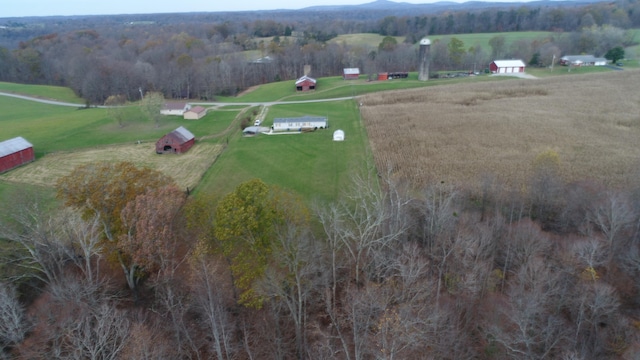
[
  {"left": 0, "top": 0, "right": 638, "bottom": 103},
  {"left": 2, "top": 155, "right": 640, "bottom": 359}
]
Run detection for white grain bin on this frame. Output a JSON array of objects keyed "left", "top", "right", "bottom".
[{"left": 333, "top": 129, "right": 345, "bottom": 141}]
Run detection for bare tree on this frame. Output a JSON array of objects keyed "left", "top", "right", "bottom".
[
  {"left": 588, "top": 190, "right": 635, "bottom": 254},
  {"left": 0, "top": 282, "right": 29, "bottom": 350},
  {"left": 65, "top": 304, "right": 130, "bottom": 360},
  {"left": 191, "top": 255, "right": 236, "bottom": 360}
]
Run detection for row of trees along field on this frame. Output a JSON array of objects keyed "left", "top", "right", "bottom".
[
  {"left": 2, "top": 158, "right": 640, "bottom": 359},
  {"left": 0, "top": 0, "right": 638, "bottom": 103}
]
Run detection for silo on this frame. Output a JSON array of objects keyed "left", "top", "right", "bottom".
[{"left": 418, "top": 38, "right": 431, "bottom": 81}]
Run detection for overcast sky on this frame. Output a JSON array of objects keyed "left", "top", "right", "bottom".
[{"left": 3, "top": 0, "right": 523, "bottom": 18}]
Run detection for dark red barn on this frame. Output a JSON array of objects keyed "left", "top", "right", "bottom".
[
  {"left": 156, "top": 126, "right": 195, "bottom": 154},
  {"left": 0, "top": 137, "right": 35, "bottom": 173},
  {"left": 295, "top": 75, "right": 316, "bottom": 91}
]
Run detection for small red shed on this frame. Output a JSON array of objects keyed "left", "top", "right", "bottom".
[
  {"left": 295, "top": 75, "right": 317, "bottom": 91},
  {"left": 156, "top": 126, "right": 195, "bottom": 154},
  {"left": 489, "top": 60, "right": 526, "bottom": 74},
  {"left": 343, "top": 68, "right": 360, "bottom": 80},
  {"left": 0, "top": 137, "right": 35, "bottom": 173}
]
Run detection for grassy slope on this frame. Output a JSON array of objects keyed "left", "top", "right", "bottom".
[
  {"left": 197, "top": 100, "right": 369, "bottom": 202},
  {"left": 0, "top": 82, "right": 85, "bottom": 103},
  {"left": 329, "top": 31, "right": 554, "bottom": 49},
  {"left": 0, "top": 97, "right": 237, "bottom": 156}
]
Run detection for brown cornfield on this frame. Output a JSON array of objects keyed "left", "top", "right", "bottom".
[{"left": 360, "top": 70, "right": 640, "bottom": 190}]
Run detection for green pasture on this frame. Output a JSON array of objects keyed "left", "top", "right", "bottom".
[
  {"left": 0, "top": 97, "right": 241, "bottom": 156},
  {"left": 329, "top": 31, "right": 555, "bottom": 50},
  {"left": 0, "top": 82, "right": 84, "bottom": 104},
  {"left": 329, "top": 33, "right": 406, "bottom": 49},
  {"left": 216, "top": 72, "right": 500, "bottom": 103},
  {"left": 196, "top": 100, "right": 369, "bottom": 202}
]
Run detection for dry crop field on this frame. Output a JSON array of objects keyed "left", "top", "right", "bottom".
[
  {"left": 0, "top": 142, "right": 224, "bottom": 191},
  {"left": 360, "top": 70, "right": 640, "bottom": 190}
]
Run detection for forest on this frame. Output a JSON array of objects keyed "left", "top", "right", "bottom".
[
  {"left": 2, "top": 154, "right": 640, "bottom": 359},
  {"left": 0, "top": 0, "right": 638, "bottom": 103},
  {"left": 1, "top": 0, "right": 640, "bottom": 359}
]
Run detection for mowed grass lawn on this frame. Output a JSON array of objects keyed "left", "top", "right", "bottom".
[
  {"left": 197, "top": 100, "right": 369, "bottom": 202},
  {"left": 0, "top": 82, "right": 85, "bottom": 103}
]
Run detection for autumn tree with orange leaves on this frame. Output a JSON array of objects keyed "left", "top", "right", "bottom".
[{"left": 56, "top": 161, "right": 173, "bottom": 295}]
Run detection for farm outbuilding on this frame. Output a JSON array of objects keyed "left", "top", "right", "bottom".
[
  {"left": 161, "top": 102, "right": 190, "bottom": 116},
  {"left": 343, "top": 68, "right": 360, "bottom": 80},
  {"left": 490, "top": 60, "right": 526, "bottom": 74},
  {"left": 183, "top": 106, "right": 207, "bottom": 120},
  {"left": 560, "top": 55, "right": 607, "bottom": 66},
  {"left": 295, "top": 75, "right": 317, "bottom": 91},
  {"left": 0, "top": 136, "right": 35, "bottom": 173},
  {"left": 333, "top": 129, "right": 345, "bottom": 141},
  {"left": 156, "top": 126, "right": 195, "bottom": 154},
  {"left": 272, "top": 116, "right": 328, "bottom": 132}
]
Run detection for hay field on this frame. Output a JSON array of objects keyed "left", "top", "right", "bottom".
[
  {"left": 360, "top": 70, "right": 640, "bottom": 190},
  {"left": 0, "top": 142, "right": 224, "bottom": 191}
]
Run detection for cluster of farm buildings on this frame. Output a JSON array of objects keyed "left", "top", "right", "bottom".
[{"left": 1, "top": 47, "right": 616, "bottom": 175}]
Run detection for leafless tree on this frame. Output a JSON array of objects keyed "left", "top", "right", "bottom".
[
  {"left": 0, "top": 282, "right": 29, "bottom": 350},
  {"left": 191, "top": 255, "right": 236, "bottom": 360},
  {"left": 258, "top": 220, "right": 320, "bottom": 359},
  {"left": 588, "top": 190, "right": 636, "bottom": 256},
  {"left": 65, "top": 303, "right": 130, "bottom": 360}
]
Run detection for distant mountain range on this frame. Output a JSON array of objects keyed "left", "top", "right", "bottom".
[{"left": 301, "top": 0, "right": 607, "bottom": 13}]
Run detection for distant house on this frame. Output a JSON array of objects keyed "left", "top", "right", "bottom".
[
  {"left": 343, "top": 68, "right": 360, "bottom": 80},
  {"left": 183, "top": 106, "right": 207, "bottom": 120},
  {"left": 272, "top": 116, "right": 328, "bottom": 132},
  {"left": 560, "top": 55, "right": 607, "bottom": 66},
  {"left": 0, "top": 137, "right": 35, "bottom": 173},
  {"left": 161, "top": 102, "right": 190, "bottom": 116},
  {"left": 490, "top": 60, "right": 526, "bottom": 74},
  {"left": 295, "top": 75, "right": 317, "bottom": 91},
  {"left": 156, "top": 126, "right": 195, "bottom": 154}
]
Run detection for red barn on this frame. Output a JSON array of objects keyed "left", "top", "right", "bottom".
[
  {"left": 490, "top": 60, "right": 526, "bottom": 74},
  {"left": 0, "top": 137, "right": 35, "bottom": 173},
  {"left": 343, "top": 68, "right": 360, "bottom": 80},
  {"left": 295, "top": 75, "right": 316, "bottom": 91},
  {"left": 156, "top": 126, "right": 195, "bottom": 154}
]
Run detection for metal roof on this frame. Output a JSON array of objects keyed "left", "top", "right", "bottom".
[
  {"left": 273, "top": 116, "right": 327, "bottom": 124},
  {"left": 0, "top": 137, "right": 33, "bottom": 158},
  {"left": 172, "top": 126, "right": 195, "bottom": 142},
  {"left": 343, "top": 68, "right": 360, "bottom": 75},
  {"left": 295, "top": 75, "right": 316, "bottom": 85},
  {"left": 187, "top": 106, "right": 206, "bottom": 113},
  {"left": 492, "top": 60, "right": 526, "bottom": 67},
  {"left": 561, "top": 55, "right": 607, "bottom": 63}
]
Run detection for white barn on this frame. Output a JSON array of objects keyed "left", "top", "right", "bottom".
[{"left": 272, "top": 116, "right": 328, "bottom": 132}]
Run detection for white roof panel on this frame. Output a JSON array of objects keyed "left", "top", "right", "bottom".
[
  {"left": 343, "top": 68, "right": 360, "bottom": 75},
  {"left": 173, "top": 126, "right": 195, "bottom": 142},
  {"left": 493, "top": 60, "right": 526, "bottom": 67},
  {"left": 0, "top": 137, "right": 33, "bottom": 158}
]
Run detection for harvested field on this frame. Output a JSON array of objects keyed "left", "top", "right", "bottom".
[
  {"left": 360, "top": 70, "right": 640, "bottom": 190},
  {"left": 0, "top": 142, "right": 224, "bottom": 191}
]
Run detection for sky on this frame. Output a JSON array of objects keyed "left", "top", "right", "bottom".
[{"left": 3, "top": 0, "right": 522, "bottom": 18}]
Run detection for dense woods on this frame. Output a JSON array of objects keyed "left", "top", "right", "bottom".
[
  {"left": 0, "top": 0, "right": 638, "bottom": 103},
  {"left": 2, "top": 1, "right": 640, "bottom": 358},
  {"left": 2, "top": 159, "right": 640, "bottom": 358}
]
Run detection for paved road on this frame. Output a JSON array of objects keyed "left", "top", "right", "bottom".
[
  {"left": 0, "top": 91, "right": 355, "bottom": 108},
  {"left": 0, "top": 91, "right": 89, "bottom": 107}
]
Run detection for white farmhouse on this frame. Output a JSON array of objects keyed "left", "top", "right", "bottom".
[{"left": 272, "top": 116, "right": 328, "bottom": 132}]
